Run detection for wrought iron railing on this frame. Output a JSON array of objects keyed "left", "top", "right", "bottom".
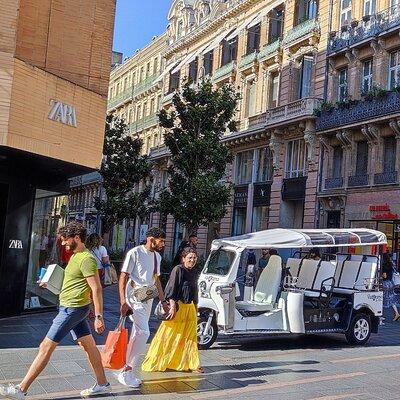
[
  {"left": 129, "top": 113, "right": 158, "bottom": 133},
  {"left": 316, "top": 92, "right": 400, "bottom": 131},
  {"left": 213, "top": 61, "right": 236, "bottom": 81},
  {"left": 248, "top": 112, "right": 267, "bottom": 128},
  {"left": 238, "top": 51, "right": 258, "bottom": 70},
  {"left": 374, "top": 171, "right": 398, "bottom": 184},
  {"left": 282, "top": 18, "right": 320, "bottom": 46},
  {"left": 162, "top": 91, "right": 175, "bottom": 104},
  {"left": 348, "top": 174, "right": 369, "bottom": 187},
  {"left": 325, "top": 177, "right": 344, "bottom": 189},
  {"left": 258, "top": 38, "right": 281, "bottom": 61},
  {"left": 328, "top": 5, "right": 400, "bottom": 54}
]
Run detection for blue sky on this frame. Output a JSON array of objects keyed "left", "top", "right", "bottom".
[{"left": 113, "top": 0, "right": 171, "bottom": 58}]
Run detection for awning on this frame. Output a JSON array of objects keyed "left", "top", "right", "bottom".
[
  {"left": 211, "top": 228, "right": 387, "bottom": 250},
  {"left": 156, "top": 61, "right": 180, "bottom": 82},
  {"left": 171, "top": 50, "right": 197, "bottom": 74}
]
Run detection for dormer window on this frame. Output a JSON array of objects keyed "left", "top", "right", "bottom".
[{"left": 177, "top": 20, "right": 184, "bottom": 38}]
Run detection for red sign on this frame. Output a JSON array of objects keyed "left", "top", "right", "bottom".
[
  {"left": 369, "top": 203, "right": 398, "bottom": 219},
  {"left": 369, "top": 204, "right": 390, "bottom": 212}
]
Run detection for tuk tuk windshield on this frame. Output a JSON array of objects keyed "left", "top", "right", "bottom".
[{"left": 203, "top": 248, "right": 236, "bottom": 276}]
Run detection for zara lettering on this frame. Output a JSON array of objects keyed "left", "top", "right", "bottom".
[
  {"left": 48, "top": 100, "right": 77, "bottom": 127},
  {"left": 9, "top": 240, "right": 23, "bottom": 249}
]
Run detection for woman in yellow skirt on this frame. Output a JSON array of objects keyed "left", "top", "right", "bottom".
[{"left": 142, "top": 248, "right": 203, "bottom": 372}]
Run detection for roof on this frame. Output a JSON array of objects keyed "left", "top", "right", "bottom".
[{"left": 211, "top": 228, "right": 387, "bottom": 249}]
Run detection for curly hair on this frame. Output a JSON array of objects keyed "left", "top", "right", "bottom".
[
  {"left": 86, "top": 233, "right": 102, "bottom": 250},
  {"left": 181, "top": 247, "right": 198, "bottom": 259},
  {"left": 63, "top": 221, "right": 87, "bottom": 242},
  {"left": 146, "top": 227, "right": 166, "bottom": 239}
]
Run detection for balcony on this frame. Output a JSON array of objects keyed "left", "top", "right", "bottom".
[
  {"left": 238, "top": 51, "right": 258, "bottom": 70},
  {"left": 149, "top": 145, "right": 170, "bottom": 161},
  {"left": 374, "top": 171, "right": 398, "bottom": 185},
  {"left": 258, "top": 39, "right": 281, "bottom": 62},
  {"left": 132, "top": 74, "right": 160, "bottom": 98},
  {"left": 316, "top": 92, "right": 400, "bottom": 131},
  {"left": 328, "top": 6, "right": 400, "bottom": 55},
  {"left": 129, "top": 113, "right": 158, "bottom": 134},
  {"left": 213, "top": 61, "right": 236, "bottom": 82},
  {"left": 266, "top": 98, "right": 322, "bottom": 127},
  {"left": 282, "top": 177, "right": 307, "bottom": 201},
  {"left": 348, "top": 174, "right": 369, "bottom": 187},
  {"left": 325, "top": 177, "right": 344, "bottom": 189},
  {"left": 282, "top": 18, "right": 320, "bottom": 47},
  {"left": 162, "top": 91, "right": 175, "bottom": 104}
]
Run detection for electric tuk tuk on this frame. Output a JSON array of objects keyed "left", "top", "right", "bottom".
[{"left": 197, "top": 228, "right": 386, "bottom": 349}]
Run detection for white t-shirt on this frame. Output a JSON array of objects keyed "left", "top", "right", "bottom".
[
  {"left": 121, "top": 245, "right": 161, "bottom": 287},
  {"left": 91, "top": 245, "right": 108, "bottom": 269}
]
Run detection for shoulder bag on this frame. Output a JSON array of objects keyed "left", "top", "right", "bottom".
[{"left": 132, "top": 252, "right": 159, "bottom": 302}]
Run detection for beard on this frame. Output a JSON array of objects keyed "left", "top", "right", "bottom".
[{"left": 68, "top": 239, "right": 78, "bottom": 251}]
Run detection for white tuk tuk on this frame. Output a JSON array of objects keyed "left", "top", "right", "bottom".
[{"left": 197, "top": 228, "right": 386, "bottom": 349}]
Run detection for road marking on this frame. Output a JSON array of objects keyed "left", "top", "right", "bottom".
[
  {"left": 308, "top": 393, "right": 366, "bottom": 400},
  {"left": 190, "top": 372, "right": 366, "bottom": 399},
  {"left": 331, "top": 353, "right": 400, "bottom": 363}
]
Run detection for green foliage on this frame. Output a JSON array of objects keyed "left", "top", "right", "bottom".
[
  {"left": 313, "top": 101, "right": 335, "bottom": 116},
  {"left": 362, "top": 84, "right": 388, "bottom": 101},
  {"left": 95, "top": 115, "right": 153, "bottom": 233},
  {"left": 157, "top": 80, "right": 239, "bottom": 234}
]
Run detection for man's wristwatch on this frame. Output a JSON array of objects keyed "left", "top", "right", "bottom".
[{"left": 95, "top": 314, "right": 103, "bottom": 320}]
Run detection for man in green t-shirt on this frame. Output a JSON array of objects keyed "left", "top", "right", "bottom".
[{"left": 0, "top": 222, "right": 111, "bottom": 399}]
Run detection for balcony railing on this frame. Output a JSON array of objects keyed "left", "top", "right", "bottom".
[
  {"left": 316, "top": 92, "right": 400, "bottom": 131},
  {"left": 328, "top": 6, "right": 400, "bottom": 55},
  {"left": 213, "top": 61, "right": 236, "bottom": 82},
  {"left": 348, "top": 174, "right": 369, "bottom": 187},
  {"left": 266, "top": 98, "right": 322, "bottom": 127},
  {"left": 248, "top": 112, "right": 267, "bottom": 128},
  {"left": 238, "top": 51, "right": 258, "bottom": 70},
  {"left": 374, "top": 171, "right": 398, "bottom": 185},
  {"left": 258, "top": 39, "right": 281, "bottom": 61},
  {"left": 129, "top": 113, "right": 158, "bottom": 133},
  {"left": 325, "top": 177, "right": 344, "bottom": 189},
  {"left": 162, "top": 91, "right": 175, "bottom": 104},
  {"left": 131, "top": 73, "right": 159, "bottom": 98},
  {"left": 282, "top": 18, "right": 320, "bottom": 46}
]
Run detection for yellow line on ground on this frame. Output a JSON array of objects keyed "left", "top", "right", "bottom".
[
  {"left": 190, "top": 372, "right": 366, "bottom": 399},
  {"left": 308, "top": 393, "right": 366, "bottom": 400},
  {"left": 331, "top": 353, "right": 400, "bottom": 363}
]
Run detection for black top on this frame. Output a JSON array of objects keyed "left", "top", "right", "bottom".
[
  {"left": 382, "top": 259, "right": 394, "bottom": 281},
  {"left": 165, "top": 265, "right": 198, "bottom": 304}
]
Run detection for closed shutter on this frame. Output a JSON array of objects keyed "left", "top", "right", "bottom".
[
  {"left": 383, "top": 136, "right": 396, "bottom": 172},
  {"left": 356, "top": 141, "right": 368, "bottom": 175}
]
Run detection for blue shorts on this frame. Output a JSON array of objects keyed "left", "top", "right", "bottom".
[{"left": 46, "top": 305, "right": 92, "bottom": 343}]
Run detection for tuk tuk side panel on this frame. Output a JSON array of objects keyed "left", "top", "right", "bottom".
[{"left": 353, "top": 291, "right": 383, "bottom": 316}]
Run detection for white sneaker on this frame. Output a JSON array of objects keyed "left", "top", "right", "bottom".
[
  {"left": 117, "top": 371, "right": 142, "bottom": 388},
  {"left": 0, "top": 384, "right": 25, "bottom": 399},
  {"left": 80, "top": 382, "right": 111, "bottom": 398}
]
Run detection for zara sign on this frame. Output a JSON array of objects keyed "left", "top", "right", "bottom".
[{"left": 48, "top": 100, "right": 77, "bottom": 127}]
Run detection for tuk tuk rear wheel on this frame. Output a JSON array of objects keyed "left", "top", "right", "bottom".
[
  {"left": 345, "top": 313, "right": 371, "bottom": 345},
  {"left": 197, "top": 312, "right": 218, "bottom": 350}
]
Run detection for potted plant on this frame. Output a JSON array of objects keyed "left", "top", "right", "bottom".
[
  {"left": 351, "top": 19, "right": 359, "bottom": 28},
  {"left": 341, "top": 24, "right": 349, "bottom": 33},
  {"left": 362, "top": 14, "right": 371, "bottom": 23}
]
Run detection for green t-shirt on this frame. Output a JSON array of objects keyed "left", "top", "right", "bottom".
[{"left": 59, "top": 249, "right": 97, "bottom": 307}]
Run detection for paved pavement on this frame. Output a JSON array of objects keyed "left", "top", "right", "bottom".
[{"left": 0, "top": 285, "right": 400, "bottom": 400}]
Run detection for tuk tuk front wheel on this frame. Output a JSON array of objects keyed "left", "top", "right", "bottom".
[
  {"left": 345, "top": 313, "right": 371, "bottom": 345},
  {"left": 197, "top": 311, "right": 218, "bottom": 350}
]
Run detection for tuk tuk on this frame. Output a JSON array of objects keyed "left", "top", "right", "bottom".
[{"left": 197, "top": 228, "right": 386, "bottom": 349}]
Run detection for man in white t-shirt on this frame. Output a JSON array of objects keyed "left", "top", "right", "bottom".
[{"left": 118, "top": 227, "right": 167, "bottom": 388}]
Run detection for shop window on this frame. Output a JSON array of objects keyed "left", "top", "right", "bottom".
[
  {"left": 337, "top": 68, "right": 348, "bottom": 102},
  {"left": 232, "top": 208, "right": 247, "bottom": 236},
  {"left": 246, "top": 23, "right": 261, "bottom": 54},
  {"left": 340, "top": 0, "right": 352, "bottom": 28},
  {"left": 235, "top": 150, "right": 254, "bottom": 184},
  {"left": 268, "top": 9, "right": 284, "bottom": 43},
  {"left": 285, "top": 139, "right": 307, "bottom": 178},
  {"left": 189, "top": 57, "right": 198, "bottom": 82},
  {"left": 268, "top": 71, "right": 280, "bottom": 108},
  {"left": 221, "top": 36, "right": 238, "bottom": 66},
  {"left": 332, "top": 146, "right": 343, "bottom": 178},
  {"left": 383, "top": 136, "right": 396, "bottom": 173},
  {"left": 168, "top": 71, "right": 180, "bottom": 93},
  {"left": 363, "top": 0, "right": 376, "bottom": 16},
  {"left": 362, "top": 60, "right": 373, "bottom": 93},
  {"left": 25, "top": 190, "right": 68, "bottom": 310},
  {"left": 295, "top": 0, "right": 318, "bottom": 25},
  {"left": 204, "top": 50, "right": 214, "bottom": 76},
  {"left": 355, "top": 141, "right": 368, "bottom": 175},
  {"left": 255, "top": 148, "right": 274, "bottom": 182},
  {"left": 389, "top": 50, "right": 400, "bottom": 90},
  {"left": 299, "top": 56, "right": 313, "bottom": 99},
  {"left": 252, "top": 206, "right": 269, "bottom": 232}
]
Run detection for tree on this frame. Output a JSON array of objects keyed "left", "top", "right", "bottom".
[
  {"left": 157, "top": 79, "right": 239, "bottom": 235},
  {"left": 95, "top": 115, "right": 152, "bottom": 233}
]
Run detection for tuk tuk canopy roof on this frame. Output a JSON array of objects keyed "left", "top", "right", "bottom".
[{"left": 212, "top": 228, "right": 387, "bottom": 250}]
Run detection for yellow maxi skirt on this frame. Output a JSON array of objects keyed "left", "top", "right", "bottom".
[{"left": 142, "top": 302, "right": 200, "bottom": 372}]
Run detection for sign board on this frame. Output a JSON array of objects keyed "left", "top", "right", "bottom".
[
  {"left": 369, "top": 203, "right": 398, "bottom": 220},
  {"left": 234, "top": 186, "right": 248, "bottom": 208},
  {"left": 139, "top": 224, "right": 149, "bottom": 244},
  {"left": 9, "top": 239, "right": 23, "bottom": 249},
  {"left": 253, "top": 183, "right": 271, "bottom": 207},
  {"left": 48, "top": 99, "right": 77, "bottom": 127}
]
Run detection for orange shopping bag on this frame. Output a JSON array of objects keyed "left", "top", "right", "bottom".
[{"left": 101, "top": 316, "right": 128, "bottom": 370}]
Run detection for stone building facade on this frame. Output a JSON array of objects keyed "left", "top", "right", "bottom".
[{"left": 316, "top": 0, "right": 400, "bottom": 265}]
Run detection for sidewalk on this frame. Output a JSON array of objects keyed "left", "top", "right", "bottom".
[{"left": 0, "top": 286, "right": 399, "bottom": 399}]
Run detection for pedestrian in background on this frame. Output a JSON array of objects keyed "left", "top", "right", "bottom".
[
  {"left": 0, "top": 222, "right": 111, "bottom": 399},
  {"left": 142, "top": 248, "right": 202, "bottom": 373},
  {"left": 86, "top": 233, "right": 110, "bottom": 283},
  {"left": 117, "top": 227, "right": 167, "bottom": 388},
  {"left": 382, "top": 252, "right": 400, "bottom": 321},
  {"left": 172, "top": 233, "right": 198, "bottom": 267}
]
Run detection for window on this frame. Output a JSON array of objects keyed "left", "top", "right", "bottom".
[
  {"left": 153, "top": 58, "right": 158, "bottom": 73},
  {"left": 169, "top": 71, "right": 180, "bottom": 93},
  {"left": 188, "top": 58, "right": 198, "bottom": 82},
  {"left": 246, "top": 23, "right": 261, "bottom": 54},
  {"left": 383, "top": 136, "right": 396, "bottom": 173},
  {"left": 268, "top": 71, "right": 280, "bottom": 108},
  {"left": 235, "top": 150, "right": 253, "bottom": 184},
  {"left": 332, "top": 146, "right": 343, "bottom": 178},
  {"left": 269, "top": 9, "right": 284, "bottom": 43},
  {"left": 146, "top": 62, "right": 151, "bottom": 78},
  {"left": 295, "top": 0, "right": 318, "bottom": 25},
  {"left": 204, "top": 249, "right": 236, "bottom": 275},
  {"left": 362, "top": 60, "right": 373, "bottom": 92},
  {"left": 232, "top": 208, "right": 247, "bottom": 236},
  {"left": 299, "top": 56, "right": 313, "bottom": 99},
  {"left": 150, "top": 98, "right": 155, "bottom": 114},
  {"left": 363, "top": 0, "right": 376, "bottom": 16},
  {"left": 285, "top": 139, "right": 307, "bottom": 178},
  {"left": 337, "top": 68, "right": 348, "bottom": 101},
  {"left": 124, "top": 77, "right": 128, "bottom": 90},
  {"left": 132, "top": 72, "right": 136, "bottom": 86},
  {"left": 221, "top": 37, "right": 238, "bottom": 66},
  {"left": 389, "top": 50, "right": 400, "bottom": 90},
  {"left": 143, "top": 102, "right": 148, "bottom": 117},
  {"left": 355, "top": 141, "right": 368, "bottom": 175},
  {"left": 340, "top": 0, "right": 352, "bottom": 28},
  {"left": 177, "top": 20, "right": 184, "bottom": 38},
  {"left": 391, "top": 0, "right": 400, "bottom": 15},
  {"left": 256, "top": 148, "right": 274, "bottom": 182},
  {"left": 136, "top": 105, "right": 142, "bottom": 120},
  {"left": 139, "top": 67, "right": 144, "bottom": 82},
  {"left": 204, "top": 50, "right": 214, "bottom": 76},
  {"left": 244, "top": 80, "right": 257, "bottom": 118}
]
